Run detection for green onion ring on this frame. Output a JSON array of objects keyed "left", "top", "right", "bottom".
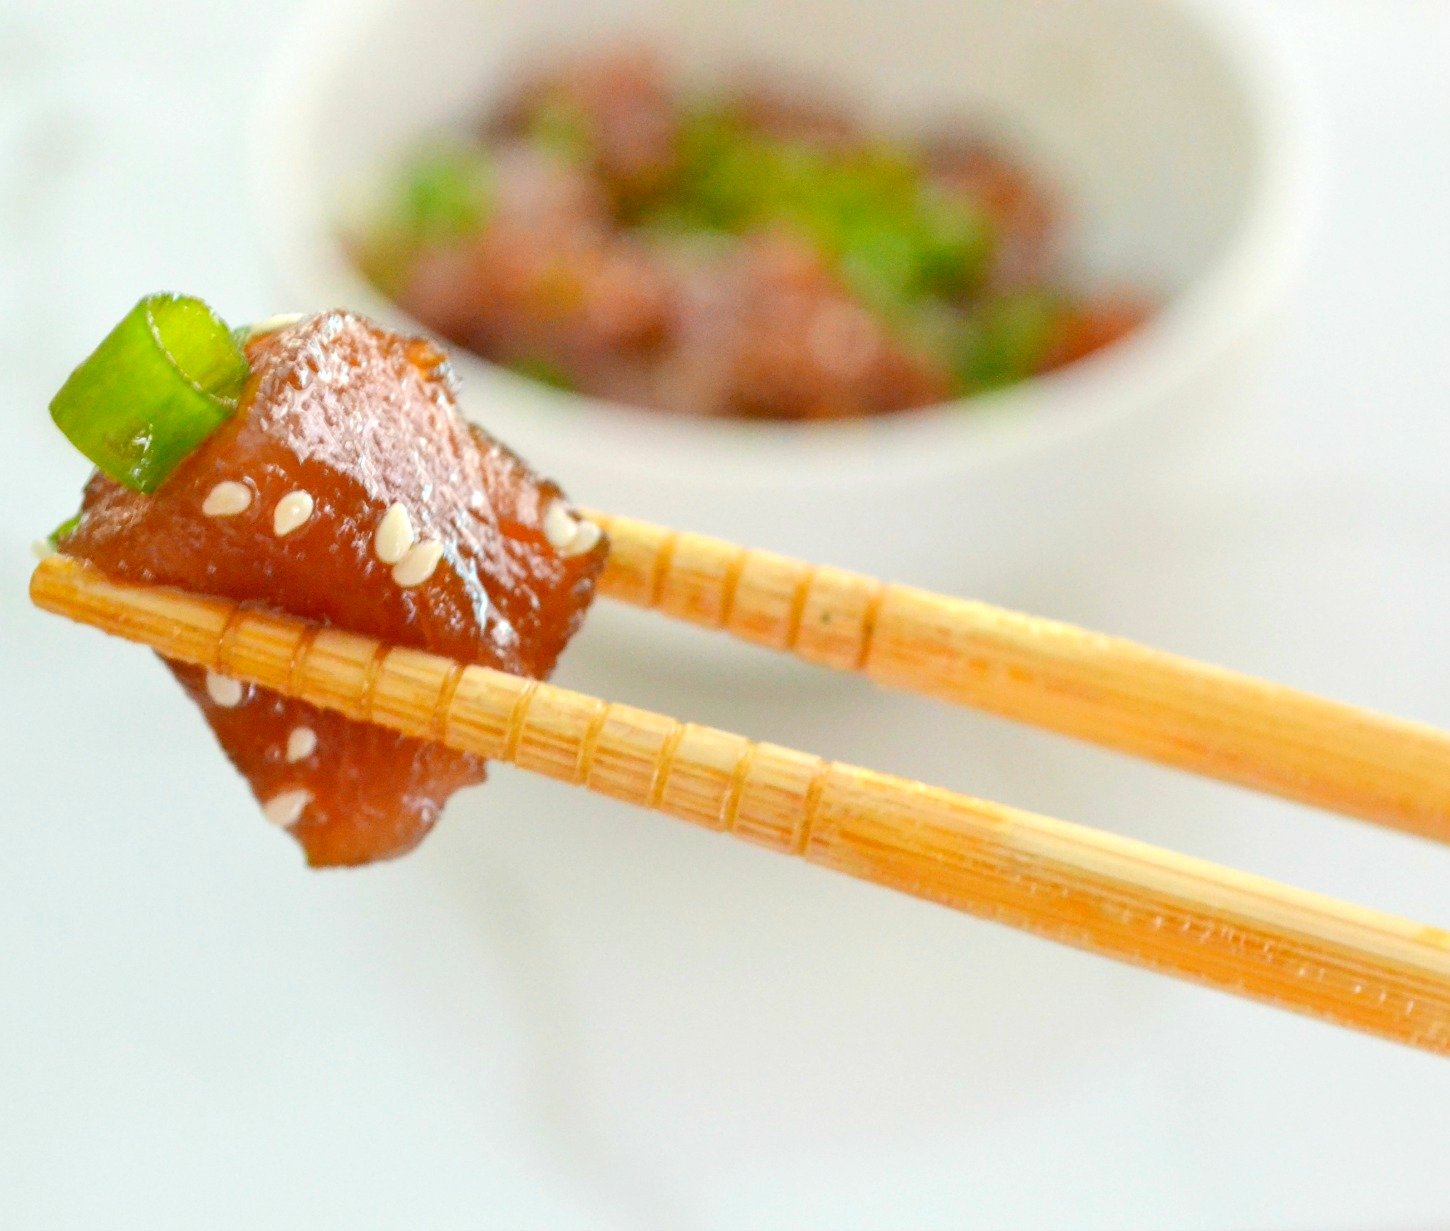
[{"left": 49, "top": 293, "right": 250, "bottom": 493}]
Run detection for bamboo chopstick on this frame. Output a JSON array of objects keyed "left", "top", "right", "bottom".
[
  {"left": 29, "top": 553, "right": 1450, "bottom": 1056},
  {"left": 587, "top": 511, "right": 1450, "bottom": 845}
]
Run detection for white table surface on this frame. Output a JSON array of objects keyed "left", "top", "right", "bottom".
[{"left": 2, "top": 1, "right": 1449, "bottom": 1227}]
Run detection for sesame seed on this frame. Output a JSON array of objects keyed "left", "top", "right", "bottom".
[
  {"left": 239, "top": 313, "right": 306, "bottom": 342},
  {"left": 563, "top": 517, "right": 601, "bottom": 558},
  {"left": 272, "top": 490, "right": 314, "bottom": 536},
  {"left": 205, "top": 671, "right": 244, "bottom": 708},
  {"left": 391, "top": 539, "right": 445, "bottom": 587},
  {"left": 202, "top": 480, "right": 252, "bottom": 518},
  {"left": 285, "top": 726, "right": 317, "bottom": 762},
  {"left": 374, "top": 502, "right": 415, "bottom": 565},
  {"left": 542, "top": 501, "right": 578, "bottom": 550},
  {"left": 541, "top": 501, "right": 601, "bottom": 558},
  {"left": 262, "top": 789, "right": 311, "bottom": 827}
]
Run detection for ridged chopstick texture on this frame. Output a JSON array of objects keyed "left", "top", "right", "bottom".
[
  {"left": 588, "top": 512, "right": 1450, "bottom": 844},
  {"left": 30, "top": 554, "right": 1450, "bottom": 1056}
]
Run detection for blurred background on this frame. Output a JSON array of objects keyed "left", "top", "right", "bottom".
[{"left": 3, "top": 0, "right": 1450, "bottom": 1227}]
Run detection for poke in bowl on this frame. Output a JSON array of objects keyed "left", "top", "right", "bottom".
[
  {"left": 351, "top": 46, "right": 1151, "bottom": 423},
  {"left": 255, "top": 0, "right": 1308, "bottom": 591}
]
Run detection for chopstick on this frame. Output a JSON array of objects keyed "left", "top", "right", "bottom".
[
  {"left": 588, "top": 511, "right": 1450, "bottom": 844},
  {"left": 29, "top": 553, "right": 1450, "bottom": 1056}
]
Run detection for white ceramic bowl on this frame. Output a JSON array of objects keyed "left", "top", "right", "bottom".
[{"left": 254, "top": 0, "right": 1311, "bottom": 596}]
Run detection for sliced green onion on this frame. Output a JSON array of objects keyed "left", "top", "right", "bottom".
[
  {"left": 955, "top": 291, "right": 1065, "bottom": 393},
  {"left": 658, "top": 112, "right": 993, "bottom": 313},
  {"left": 47, "top": 513, "right": 82, "bottom": 549},
  {"left": 357, "top": 142, "right": 495, "bottom": 295},
  {"left": 507, "top": 354, "right": 576, "bottom": 392},
  {"left": 49, "top": 294, "right": 249, "bottom": 493},
  {"left": 398, "top": 142, "right": 494, "bottom": 242}
]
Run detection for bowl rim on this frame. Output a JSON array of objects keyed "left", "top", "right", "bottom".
[{"left": 250, "top": 0, "right": 1317, "bottom": 488}]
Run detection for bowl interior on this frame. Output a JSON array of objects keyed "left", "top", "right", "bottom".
[{"left": 257, "top": 0, "right": 1289, "bottom": 490}]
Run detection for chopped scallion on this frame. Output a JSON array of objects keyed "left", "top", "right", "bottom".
[
  {"left": 507, "top": 355, "right": 576, "bottom": 392},
  {"left": 955, "top": 291, "right": 1065, "bottom": 392},
  {"left": 356, "top": 142, "right": 495, "bottom": 295},
  {"left": 49, "top": 294, "right": 249, "bottom": 493},
  {"left": 47, "top": 513, "right": 82, "bottom": 549}
]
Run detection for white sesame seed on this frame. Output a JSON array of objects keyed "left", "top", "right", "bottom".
[
  {"left": 562, "top": 517, "right": 601, "bottom": 558},
  {"left": 392, "top": 539, "right": 445, "bottom": 588},
  {"left": 202, "top": 480, "right": 252, "bottom": 518},
  {"left": 542, "top": 501, "right": 578, "bottom": 551},
  {"left": 374, "top": 502, "right": 415, "bottom": 565},
  {"left": 285, "top": 726, "right": 317, "bottom": 762},
  {"left": 272, "top": 490, "right": 314, "bottom": 536},
  {"left": 239, "top": 313, "right": 306, "bottom": 342},
  {"left": 262, "top": 788, "right": 311, "bottom": 827},
  {"left": 205, "top": 670, "right": 244, "bottom": 708},
  {"left": 541, "top": 501, "right": 600, "bottom": 558}
]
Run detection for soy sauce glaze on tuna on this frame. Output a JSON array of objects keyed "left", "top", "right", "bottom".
[{"left": 51, "top": 302, "right": 605, "bottom": 866}]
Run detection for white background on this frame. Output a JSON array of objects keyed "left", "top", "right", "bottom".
[{"left": 3, "top": 1, "right": 1449, "bottom": 1227}]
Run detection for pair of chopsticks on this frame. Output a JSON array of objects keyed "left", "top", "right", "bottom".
[{"left": 29, "top": 512, "right": 1450, "bottom": 1056}]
